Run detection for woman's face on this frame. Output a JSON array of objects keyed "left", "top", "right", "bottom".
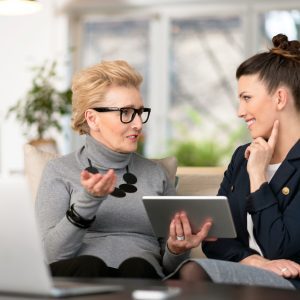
[
  {"left": 237, "top": 74, "right": 278, "bottom": 140},
  {"left": 88, "top": 85, "right": 145, "bottom": 153}
]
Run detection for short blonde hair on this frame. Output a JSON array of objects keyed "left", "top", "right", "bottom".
[{"left": 71, "top": 60, "right": 143, "bottom": 134}]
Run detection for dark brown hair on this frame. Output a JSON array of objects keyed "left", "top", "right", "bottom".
[{"left": 236, "top": 34, "right": 300, "bottom": 111}]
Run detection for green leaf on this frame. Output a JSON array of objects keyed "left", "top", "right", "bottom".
[{"left": 6, "top": 60, "right": 72, "bottom": 139}]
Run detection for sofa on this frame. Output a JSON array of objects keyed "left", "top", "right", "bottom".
[{"left": 24, "top": 143, "right": 225, "bottom": 258}]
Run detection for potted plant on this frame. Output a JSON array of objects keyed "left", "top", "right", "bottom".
[{"left": 7, "top": 60, "right": 72, "bottom": 153}]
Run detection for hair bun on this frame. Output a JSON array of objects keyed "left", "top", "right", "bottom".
[
  {"left": 272, "top": 34, "right": 289, "bottom": 49},
  {"left": 271, "top": 33, "right": 300, "bottom": 60}
]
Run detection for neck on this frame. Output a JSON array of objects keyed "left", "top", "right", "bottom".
[
  {"left": 271, "top": 120, "right": 300, "bottom": 164},
  {"left": 85, "top": 135, "right": 132, "bottom": 170}
]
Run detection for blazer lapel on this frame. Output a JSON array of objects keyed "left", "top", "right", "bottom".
[
  {"left": 270, "top": 161, "right": 296, "bottom": 194},
  {"left": 269, "top": 140, "right": 300, "bottom": 194}
]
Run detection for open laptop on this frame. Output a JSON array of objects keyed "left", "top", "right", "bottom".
[
  {"left": 142, "top": 195, "right": 236, "bottom": 238},
  {"left": 0, "top": 179, "right": 122, "bottom": 297}
]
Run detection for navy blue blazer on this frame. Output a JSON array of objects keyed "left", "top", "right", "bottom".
[{"left": 203, "top": 140, "right": 300, "bottom": 268}]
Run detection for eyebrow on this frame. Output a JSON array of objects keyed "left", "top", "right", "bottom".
[{"left": 238, "top": 91, "right": 247, "bottom": 98}]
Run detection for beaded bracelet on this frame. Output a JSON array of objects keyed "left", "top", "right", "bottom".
[{"left": 66, "top": 204, "right": 96, "bottom": 229}]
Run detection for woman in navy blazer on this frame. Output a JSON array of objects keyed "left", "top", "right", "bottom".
[{"left": 170, "top": 34, "right": 300, "bottom": 289}]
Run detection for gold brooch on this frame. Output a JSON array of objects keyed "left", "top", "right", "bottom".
[{"left": 281, "top": 187, "right": 290, "bottom": 196}]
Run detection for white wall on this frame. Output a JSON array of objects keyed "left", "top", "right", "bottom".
[{"left": 0, "top": 0, "right": 69, "bottom": 177}]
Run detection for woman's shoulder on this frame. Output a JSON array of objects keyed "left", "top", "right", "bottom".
[
  {"left": 226, "top": 143, "right": 251, "bottom": 173},
  {"left": 44, "top": 150, "right": 80, "bottom": 175},
  {"left": 131, "top": 152, "right": 175, "bottom": 181},
  {"left": 46, "top": 151, "right": 76, "bottom": 165},
  {"left": 132, "top": 152, "right": 168, "bottom": 173},
  {"left": 132, "top": 152, "right": 160, "bottom": 167}
]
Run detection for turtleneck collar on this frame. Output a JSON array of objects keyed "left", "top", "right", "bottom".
[{"left": 84, "top": 135, "right": 132, "bottom": 170}]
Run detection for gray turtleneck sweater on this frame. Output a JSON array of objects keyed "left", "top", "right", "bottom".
[{"left": 35, "top": 135, "right": 189, "bottom": 277}]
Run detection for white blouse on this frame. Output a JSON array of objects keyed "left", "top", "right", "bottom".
[{"left": 247, "top": 163, "right": 281, "bottom": 256}]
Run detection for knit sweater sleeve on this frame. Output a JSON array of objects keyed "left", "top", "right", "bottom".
[
  {"left": 35, "top": 157, "right": 106, "bottom": 263},
  {"left": 157, "top": 167, "right": 191, "bottom": 274}
]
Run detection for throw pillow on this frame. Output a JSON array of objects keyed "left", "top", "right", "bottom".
[{"left": 24, "top": 143, "right": 58, "bottom": 201}]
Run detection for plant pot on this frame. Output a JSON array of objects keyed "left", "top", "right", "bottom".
[{"left": 29, "top": 138, "right": 58, "bottom": 154}]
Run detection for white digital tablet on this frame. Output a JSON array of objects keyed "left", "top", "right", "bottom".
[{"left": 142, "top": 196, "right": 236, "bottom": 238}]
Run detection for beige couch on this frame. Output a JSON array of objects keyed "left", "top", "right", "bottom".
[{"left": 24, "top": 143, "right": 225, "bottom": 258}]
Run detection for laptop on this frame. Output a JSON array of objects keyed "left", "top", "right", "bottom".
[
  {"left": 0, "top": 179, "right": 122, "bottom": 297},
  {"left": 142, "top": 195, "right": 236, "bottom": 238}
]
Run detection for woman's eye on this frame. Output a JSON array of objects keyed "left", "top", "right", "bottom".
[
  {"left": 122, "top": 109, "right": 130, "bottom": 115},
  {"left": 243, "top": 96, "right": 251, "bottom": 102}
]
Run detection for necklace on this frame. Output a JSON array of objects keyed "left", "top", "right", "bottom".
[{"left": 86, "top": 159, "right": 137, "bottom": 198}]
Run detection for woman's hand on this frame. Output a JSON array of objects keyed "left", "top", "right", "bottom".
[
  {"left": 241, "top": 254, "right": 300, "bottom": 278},
  {"left": 167, "top": 212, "right": 216, "bottom": 255},
  {"left": 245, "top": 120, "right": 279, "bottom": 192},
  {"left": 80, "top": 169, "right": 116, "bottom": 197}
]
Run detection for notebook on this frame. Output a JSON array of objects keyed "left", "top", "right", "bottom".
[
  {"left": 142, "top": 195, "right": 236, "bottom": 238},
  {"left": 0, "top": 179, "right": 122, "bottom": 297}
]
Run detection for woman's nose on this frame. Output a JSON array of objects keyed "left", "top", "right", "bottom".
[
  {"left": 237, "top": 102, "right": 245, "bottom": 118},
  {"left": 131, "top": 113, "right": 143, "bottom": 130}
]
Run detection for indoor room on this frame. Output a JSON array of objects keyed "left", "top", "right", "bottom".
[{"left": 1, "top": 0, "right": 300, "bottom": 298}]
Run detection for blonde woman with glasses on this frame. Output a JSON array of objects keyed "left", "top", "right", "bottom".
[{"left": 35, "top": 60, "right": 211, "bottom": 279}]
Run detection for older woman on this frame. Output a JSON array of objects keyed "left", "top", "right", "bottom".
[{"left": 35, "top": 60, "right": 211, "bottom": 279}]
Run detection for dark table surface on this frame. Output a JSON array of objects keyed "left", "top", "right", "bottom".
[{"left": 0, "top": 278, "right": 299, "bottom": 300}]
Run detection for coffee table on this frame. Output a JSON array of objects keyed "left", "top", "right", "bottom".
[{"left": 0, "top": 278, "right": 298, "bottom": 299}]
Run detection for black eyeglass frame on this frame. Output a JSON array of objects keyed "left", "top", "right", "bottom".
[{"left": 92, "top": 107, "right": 151, "bottom": 124}]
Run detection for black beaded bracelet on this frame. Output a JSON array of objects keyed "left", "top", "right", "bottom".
[{"left": 66, "top": 204, "right": 96, "bottom": 229}]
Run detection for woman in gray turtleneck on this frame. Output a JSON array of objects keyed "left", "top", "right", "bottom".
[{"left": 35, "top": 60, "right": 212, "bottom": 279}]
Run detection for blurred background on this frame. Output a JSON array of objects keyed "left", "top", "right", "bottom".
[{"left": 1, "top": 0, "right": 300, "bottom": 179}]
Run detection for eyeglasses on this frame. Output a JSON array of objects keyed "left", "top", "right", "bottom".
[{"left": 92, "top": 107, "right": 151, "bottom": 124}]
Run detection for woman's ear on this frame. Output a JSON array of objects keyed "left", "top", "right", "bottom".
[
  {"left": 275, "top": 88, "right": 289, "bottom": 111},
  {"left": 85, "top": 109, "right": 100, "bottom": 131}
]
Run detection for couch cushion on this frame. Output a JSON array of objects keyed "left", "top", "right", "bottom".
[
  {"left": 151, "top": 156, "right": 177, "bottom": 184},
  {"left": 24, "top": 143, "right": 59, "bottom": 201},
  {"left": 176, "top": 167, "right": 225, "bottom": 196}
]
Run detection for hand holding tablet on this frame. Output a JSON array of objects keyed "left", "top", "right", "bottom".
[{"left": 167, "top": 211, "right": 216, "bottom": 254}]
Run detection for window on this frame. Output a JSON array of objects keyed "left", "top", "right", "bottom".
[
  {"left": 81, "top": 18, "right": 150, "bottom": 98},
  {"left": 169, "top": 16, "right": 245, "bottom": 163},
  {"left": 260, "top": 10, "right": 300, "bottom": 48}
]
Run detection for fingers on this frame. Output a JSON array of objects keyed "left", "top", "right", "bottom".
[
  {"left": 81, "top": 169, "right": 93, "bottom": 180},
  {"left": 167, "top": 212, "right": 195, "bottom": 254},
  {"left": 262, "top": 259, "right": 300, "bottom": 278},
  {"left": 244, "top": 146, "right": 251, "bottom": 160},
  {"left": 169, "top": 212, "right": 190, "bottom": 238},
  {"left": 81, "top": 169, "right": 116, "bottom": 196},
  {"left": 93, "top": 169, "right": 116, "bottom": 193},
  {"left": 267, "top": 120, "right": 279, "bottom": 149},
  {"left": 168, "top": 217, "right": 177, "bottom": 241},
  {"left": 244, "top": 120, "right": 279, "bottom": 161},
  {"left": 180, "top": 212, "right": 192, "bottom": 237},
  {"left": 167, "top": 213, "right": 215, "bottom": 255},
  {"left": 197, "top": 221, "right": 215, "bottom": 241},
  {"left": 167, "top": 214, "right": 185, "bottom": 255},
  {"left": 278, "top": 261, "right": 300, "bottom": 278}
]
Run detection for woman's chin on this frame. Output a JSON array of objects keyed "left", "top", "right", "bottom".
[
  {"left": 250, "top": 131, "right": 269, "bottom": 141},
  {"left": 119, "top": 144, "right": 138, "bottom": 154}
]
